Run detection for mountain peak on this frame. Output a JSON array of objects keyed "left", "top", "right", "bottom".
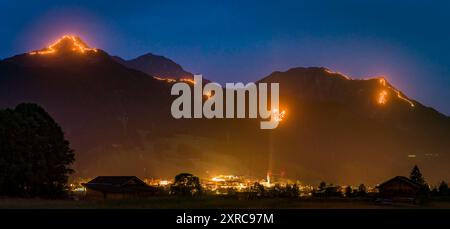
[
  {"left": 261, "top": 67, "right": 417, "bottom": 108},
  {"left": 115, "top": 52, "right": 194, "bottom": 79},
  {"left": 29, "top": 35, "right": 98, "bottom": 55}
]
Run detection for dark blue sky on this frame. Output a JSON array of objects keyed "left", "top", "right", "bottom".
[{"left": 1, "top": 0, "right": 450, "bottom": 114}]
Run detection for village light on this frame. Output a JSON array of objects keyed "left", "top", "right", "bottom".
[
  {"left": 211, "top": 177, "right": 226, "bottom": 182},
  {"left": 159, "top": 180, "right": 170, "bottom": 186}
]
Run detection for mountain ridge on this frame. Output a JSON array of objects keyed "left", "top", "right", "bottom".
[
  {"left": 112, "top": 52, "right": 194, "bottom": 79},
  {"left": 0, "top": 36, "right": 448, "bottom": 184}
]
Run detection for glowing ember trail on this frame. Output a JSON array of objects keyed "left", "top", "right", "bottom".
[
  {"left": 153, "top": 76, "right": 195, "bottom": 84},
  {"left": 153, "top": 76, "right": 176, "bottom": 83},
  {"left": 29, "top": 35, "right": 98, "bottom": 55},
  {"left": 377, "top": 77, "right": 415, "bottom": 107},
  {"left": 179, "top": 78, "right": 196, "bottom": 84},
  {"left": 378, "top": 90, "right": 388, "bottom": 105}
]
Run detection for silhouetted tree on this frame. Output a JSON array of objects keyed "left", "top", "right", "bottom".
[
  {"left": 0, "top": 103, "right": 74, "bottom": 198},
  {"left": 410, "top": 165, "right": 426, "bottom": 186},
  {"left": 269, "top": 184, "right": 283, "bottom": 197},
  {"left": 357, "top": 184, "right": 367, "bottom": 197},
  {"left": 410, "top": 165, "right": 431, "bottom": 196},
  {"left": 251, "top": 182, "right": 265, "bottom": 197},
  {"left": 264, "top": 184, "right": 300, "bottom": 198},
  {"left": 170, "top": 173, "right": 202, "bottom": 196},
  {"left": 325, "top": 186, "right": 342, "bottom": 197},
  {"left": 431, "top": 187, "right": 439, "bottom": 197},
  {"left": 345, "top": 186, "right": 353, "bottom": 197},
  {"left": 318, "top": 181, "right": 327, "bottom": 192},
  {"left": 288, "top": 184, "right": 300, "bottom": 198},
  {"left": 314, "top": 181, "right": 343, "bottom": 197},
  {"left": 438, "top": 181, "right": 449, "bottom": 196}
]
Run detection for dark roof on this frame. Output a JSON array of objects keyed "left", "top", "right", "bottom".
[
  {"left": 83, "top": 184, "right": 157, "bottom": 193},
  {"left": 86, "top": 176, "right": 147, "bottom": 186},
  {"left": 83, "top": 176, "right": 156, "bottom": 193},
  {"left": 378, "top": 176, "right": 422, "bottom": 189}
]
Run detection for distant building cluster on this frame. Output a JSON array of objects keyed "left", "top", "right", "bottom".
[
  {"left": 69, "top": 174, "right": 353, "bottom": 199},
  {"left": 69, "top": 166, "right": 448, "bottom": 203}
]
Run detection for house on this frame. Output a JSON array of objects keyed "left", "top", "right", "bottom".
[
  {"left": 377, "top": 176, "right": 423, "bottom": 198},
  {"left": 82, "top": 176, "right": 157, "bottom": 200}
]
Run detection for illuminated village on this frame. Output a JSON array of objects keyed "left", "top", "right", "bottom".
[{"left": 68, "top": 172, "right": 384, "bottom": 200}]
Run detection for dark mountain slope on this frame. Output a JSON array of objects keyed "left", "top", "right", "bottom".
[
  {"left": 113, "top": 53, "right": 193, "bottom": 79},
  {"left": 0, "top": 37, "right": 448, "bottom": 184},
  {"left": 0, "top": 36, "right": 179, "bottom": 176},
  {"left": 254, "top": 67, "right": 450, "bottom": 184}
]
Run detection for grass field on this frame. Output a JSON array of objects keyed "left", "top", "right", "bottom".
[{"left": 1, "top": 196, "right": 449, "bottom": 209}]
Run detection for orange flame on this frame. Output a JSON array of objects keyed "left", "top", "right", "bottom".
[
  {"left": 377, "top": 77, "right": 414, "bottom": 107},
  {"left": 29, "top": 35, "right": 97, "bottom": 55},
  {"left": 180, "top": 78, "right": 196, "bottom": 84},
  {"left": 378, "top": 90, "right": 388, "bottom": 105},
  {"left": 152, "top": 76, "right": 196, "bottom": 84},
  {"left": 153, "top": 76, "right": 176, "bottom": 83}
]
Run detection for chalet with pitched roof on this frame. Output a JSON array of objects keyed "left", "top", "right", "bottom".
[
  {"left": 82, "top": 176, "right": 157, "bottom": 199},
  {"left": 377, "top": 176, "right": 423, "bottom": 198}
]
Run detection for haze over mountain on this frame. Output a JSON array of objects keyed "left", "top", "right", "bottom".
[{"left": 0, "top": 36, "right": 448, "bottom": 185}]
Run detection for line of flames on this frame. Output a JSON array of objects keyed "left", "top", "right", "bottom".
[
  {"left": 29, "top": 35, "right": 97, "bottom": 55},
  {"left": 153, "top": 76, "right": 196, "bottom": 84},
  {"left": 378, "top": 78, "right": 415, "bottom": 107}
]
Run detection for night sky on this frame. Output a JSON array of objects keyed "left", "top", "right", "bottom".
[{"left": 1, "top": 0, "right": 450, "bottom": 114}]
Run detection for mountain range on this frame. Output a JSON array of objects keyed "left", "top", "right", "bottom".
[{"left": 0, "top": 36, "right": 448, "bottom": 185}]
